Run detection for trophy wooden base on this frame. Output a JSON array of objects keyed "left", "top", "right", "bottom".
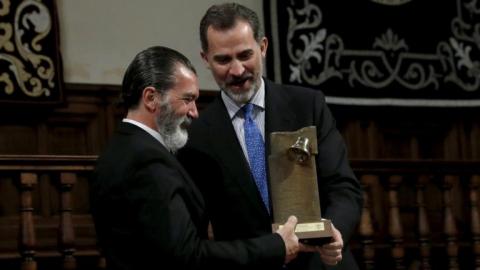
[{"left": 273, "top": 219, "right": 333, "bottom": 246}]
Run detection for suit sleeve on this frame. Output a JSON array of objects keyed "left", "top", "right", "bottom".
[
  {"left": 129, "top": 161, "right": 286, "bottom": 270},
  {"left": 313, "top": 91, "right": 363, "bottom": 243}
]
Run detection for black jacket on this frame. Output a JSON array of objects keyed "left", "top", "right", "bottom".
[
  {"left": 179, "top": 79, "right": 363, "bottom": 270},
  {"left": 90, "top": 122, "right": 286, "bottom": 270}
]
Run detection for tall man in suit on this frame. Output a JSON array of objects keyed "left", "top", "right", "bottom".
[
  {"left": 90, "top": 46, "right": 303, "bottom": 270},
  {"left": 178, "top": 3, "right": 363, "bottom": 270}
]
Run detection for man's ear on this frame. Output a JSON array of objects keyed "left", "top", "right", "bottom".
[
  {"left": 260, "top": 37, "right": 268, "bottom": 58},
  {"left": 142, "top": 86, "right": 157, "bottom": 112},
  {"left": 200, "top": 51, "right": 211, "bottom": 70}
]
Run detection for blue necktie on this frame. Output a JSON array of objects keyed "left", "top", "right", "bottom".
[{"left": 243, "top": 103, "right": 270, "bottom": 213}]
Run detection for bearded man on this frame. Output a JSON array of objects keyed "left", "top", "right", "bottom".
[{"left": 90, "top": 46, "right": 304, "bottom": 270}]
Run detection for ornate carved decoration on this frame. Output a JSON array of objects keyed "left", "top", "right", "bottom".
[
  {"left": 267, "top": 0, "right": 480, "bottom": 106},
  {"left": 0, "top": 0, "right": 63, "bottom": 104}
]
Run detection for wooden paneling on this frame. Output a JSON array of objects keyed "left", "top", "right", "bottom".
[
  {"left": 0, "top": 156, "right": 99, "bottom": 270},
  {"left": 351, "top": 160, "right": 480, "bottom": 270},
  {"left": 331, "top": 106, "right": 480, "bottom": 160},
  {"left": 0, "top": 126, "right": 38, "bottom": 154},
  {"left": 1, "top": 83, "right": 480, "bottom": 269},
  {"left": 1, "top": 156, "right": 479, "bottom": 269},
  {"left": 0, "top": 84, "right": 122, "bottom": 155},
  {"left": 1, "top": 83, "right": 479, "bottom": 160},
  {"left": 0, "top": 84, "right": 219, "bottom": 156}
]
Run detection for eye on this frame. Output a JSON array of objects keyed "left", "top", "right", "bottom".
[
  {"left": 238, "top": 50, "right": 253, "bottom": 61},
  {"left": 214, "top": 55, "right": 231, "bottom": 65},
  {"left": 181, "top": 95, "right": 196, "bottom": 104}
]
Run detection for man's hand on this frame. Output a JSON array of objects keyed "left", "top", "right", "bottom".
[
  {"left": 275, "top": 215, "right": 300, "bottom": 264},
  {"left": 317, "top": 224, "right": 343, "bottom": 266}
]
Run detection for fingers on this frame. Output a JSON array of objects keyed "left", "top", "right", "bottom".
[
  {"left": 299, "top": 243, "right": 317, "bottom": 252},
  {"left": 276, "top": 216, "right": 300, "bottom": 264},
  {"left": 318, "top": 224, "right": 343, "bottom": 266},
  {"left": 319, "top": 244, "right": 342, "bottom": 256},
  {"left": 275, "top": 215, "right": 298, "bottom": 234},
  {"left": 278, "top": 219, "right": 345, "bottom": 265},
  {"left": 284, "top": 215, "right": 298, "bottom": 231},
  {"left": 331, "top": 224, "right": 344, "bottom": 245},
  {"left": 321, "top": 240, "right": 343, "bottom": 251},
  {"left": 318, "top": 247, "right": 342, "bottom": 265}
]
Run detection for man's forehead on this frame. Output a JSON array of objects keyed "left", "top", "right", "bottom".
[
  {"left": 210, "top": 20, "right": 253, "bottom": 33},
  {"left": 206, "top": 33, "right": 257, "bottom": 56},
  {"left": 212, "top": 47, "right": 253, "bottom": 57}
]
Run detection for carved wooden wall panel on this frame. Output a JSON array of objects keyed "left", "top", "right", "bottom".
[
  {"left": 0, "top": 83, "right": 478, "bottom": 160},
  {"left": 332, "top": 106, "right": 480, "bottom": 160},
  {"left": 0, "top": 84, "right": 122, "bottom": 155}
]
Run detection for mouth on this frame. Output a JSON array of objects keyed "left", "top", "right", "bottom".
[
  {"left": 180, "top": 117, "right": 192, "bottom": 129},
  {"left": 227, "top": 75, "right": 253, "bottom": 89}
]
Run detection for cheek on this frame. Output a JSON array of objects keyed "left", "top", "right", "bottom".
[
  {"left": 211, "top": 66, "right": 228, "bottom": 80},
  {"left": 238, "top": 59, "right": 257, "bottom": 74},
  {"left": 176, "top": 106, "right": 190, "bottom": 118},
  {"left": 169, "top": 104, "right": 182, "bottom": 117},
  {"left": 252, "top": 58, "right": 263, "bottom": 72}
]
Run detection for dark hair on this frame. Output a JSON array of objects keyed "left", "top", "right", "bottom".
[
  {"left": 200, "top": 3, "right": 263, "bottom": 52},
  {"left": 121, "top": 46, "right": 196, "bottom": 110}
]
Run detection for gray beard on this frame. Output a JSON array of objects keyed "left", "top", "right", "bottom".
[
  {"left": 223, "top": 87, "right": 256, "bottom": 104},
  {"left": 222, "top": 77, "right": 260, "bottom": 104},
  {"left": 156, "top": 99, "right": 190, "bottom": 153}
]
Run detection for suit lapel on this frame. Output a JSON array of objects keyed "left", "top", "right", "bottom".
[
  {"left": 204, "top": 98, "right": 269, "bottom": 217},
  {"left": 156, "top": 144, "right": 206, "bottom": 210},
  {"left": 119, "top": 122, "right": 205, "bottom": 209},
  {"left": 263, "top": 80, "right": 299, "bottom": 220},
  {"left": 264, "top": 79, "right": 297, "bottom": 155},
  {"left": 168, "top": 153, "right": 206, "bottom": 215}
]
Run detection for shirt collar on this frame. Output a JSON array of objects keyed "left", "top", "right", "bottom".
[
  {"left": 221, "top": 78, "right": 265, "bottom": 119},
  {"left": 122, "top": 118, "right": 166, "bottom": 146}
]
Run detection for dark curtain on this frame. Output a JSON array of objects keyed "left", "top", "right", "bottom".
[{"left": 264, "top": 0, "right": 480, "bottom": 107}]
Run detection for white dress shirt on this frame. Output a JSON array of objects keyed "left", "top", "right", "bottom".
[
  {"left": 122, "top": 118, "right": 166, "bottom": 147},
  {"left": 221, "top": 78, "right": 266, "bottom": 165}
]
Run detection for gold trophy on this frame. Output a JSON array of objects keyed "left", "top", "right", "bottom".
[{"left": 269, "top": 126, "right": 333, "bottom": 245}]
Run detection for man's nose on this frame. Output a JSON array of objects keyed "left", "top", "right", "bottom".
[
  {"left": 229, "top": 60, "right": 245, "bottom": 77},
  {"left": 188, "top": 101, "right": 199, "bottom": 119}
]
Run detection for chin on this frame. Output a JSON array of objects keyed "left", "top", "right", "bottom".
[{"left": 224, "top": 86, "right": 256, "bottom": 104}]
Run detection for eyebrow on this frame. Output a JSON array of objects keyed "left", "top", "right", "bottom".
[
  {"left": 213, "top": 54, "right": 230, "bottom": 61},
  {"left": 238, "top": 49, "right": 254, "bottom": 57},
  {"left": 182, "top": 92, "right": 198, "bottom": 100},
  {"left": 212, "top": 49, "right": 254, "bottom": 61}
]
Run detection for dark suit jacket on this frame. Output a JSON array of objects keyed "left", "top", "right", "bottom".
[
  {"left": 90, "top": 122, "right": 286, "bottom": 270},
  {"left": 178, "top": 79, "right": 363, "bottom": 270}
]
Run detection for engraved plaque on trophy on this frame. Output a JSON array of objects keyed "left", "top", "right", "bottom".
[{"left": 269, "top": 126, "right": 333, "bottom": 245}]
